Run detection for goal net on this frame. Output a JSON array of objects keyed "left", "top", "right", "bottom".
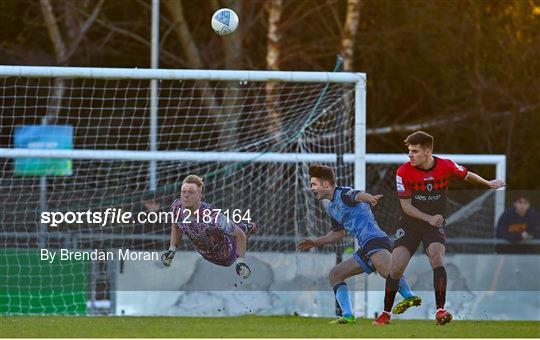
[{"left": 0, "top": 66, "right": 504, "bottom": 316}]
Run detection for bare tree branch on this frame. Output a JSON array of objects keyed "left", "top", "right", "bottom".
[
  {"left": 82, "top": 10, "right": 185, "bottom": 66},
  {"left": 265, "top": 0, "right": 284, "bottom": 142},
  {"left": 341, "top": 0, "right": 361, "bottom": 71},
  {"left": 63, "top": 0, "right": 105, "bottom": 63},
  {"left": 216, "top": 0, "right": 244, "bottom": 149},
  {"left": 39, "top": 0, "right": 67, "bottom": 123},
  {"left": 40, "top": 0, "right": 66, "bottom": 62},
  {"left": 266, "top": 0, "right": 282, "bottom": 72},
  {"left": 162, "top": 0, "right": 203, "bottom": 68},
  {"left": 366, "top": 106, "right": 540, "bottom": 136}
]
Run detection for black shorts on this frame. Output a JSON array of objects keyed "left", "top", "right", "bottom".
[
  {"left": 393, "top": 222, "right": 446, "bottom": 256},
  {"left": 354, "top": 236, "right": 392, "bottom": 274}
]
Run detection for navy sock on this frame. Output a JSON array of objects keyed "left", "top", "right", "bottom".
[
  {"left": 433, "top": 266, "right": 447, "bottom": 309},
  {"left": 384, "top": 276, "right": 400, "bottom": 312}
]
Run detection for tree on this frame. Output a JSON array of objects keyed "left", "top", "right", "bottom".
[
  {"left": 265, "top": 0, "right": 284, "bottom": 143},
  {"left": 39, "top": 0, "right": 104, "bottom": 122},
  {"left": 341, "top": 0, "right": 361, "bottom": 71}
]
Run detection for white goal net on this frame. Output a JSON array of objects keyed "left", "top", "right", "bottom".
[{"left": 0, "top": 66, "right": 504, "bottom": 316}]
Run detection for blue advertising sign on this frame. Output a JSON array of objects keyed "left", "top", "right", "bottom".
[{"left": 14, "top": 125, "right": 73, "bottom": 176}]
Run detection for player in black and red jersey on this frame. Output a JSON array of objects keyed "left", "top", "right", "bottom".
[{"left": 373, "top": 131, "right": 505, "bottom": 326}]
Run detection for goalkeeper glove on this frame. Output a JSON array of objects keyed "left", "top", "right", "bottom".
[
  {"left": 235, "top": 257, "right": 251, "bottom": 279},
  {"left": 161, "top": 246, "right": 176, "bottom": 267}
]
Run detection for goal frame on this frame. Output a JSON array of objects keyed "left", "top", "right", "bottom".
[
  {"left": 0, "top": 65, "right": 367, "bottom": 189},
  {"left": 0, "top": 66, "right": 507, "bottom": 317}
]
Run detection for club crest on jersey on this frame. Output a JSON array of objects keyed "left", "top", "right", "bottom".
[
  {"left": 438, "top": 228, "right": 445, "bottom": 235},
  {"left": 426, "top": 183, "right": 433, "bottom": 192},
  {"left": 395, "top": 228, "right": 405, "bottom": 239}
]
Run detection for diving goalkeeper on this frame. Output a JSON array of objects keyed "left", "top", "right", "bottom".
[{"left": 161, "top": 175, "right": 257, "bottom": 278}]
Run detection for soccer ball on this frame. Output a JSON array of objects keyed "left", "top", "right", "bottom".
[{"left": 211, "top": 8, "right": 239, "bottom": 36}]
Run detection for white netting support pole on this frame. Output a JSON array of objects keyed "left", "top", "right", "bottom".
[
  {"left": 0, "top": 149, "right": 504, "bottom": 168},
  {"left": 495, "top": 157, "right": 507, "bottom": 235},
  {"left": 149, "top": 0, "right": 160, "bottom": 191},
  {"left": 354, "top": 75, "right": 366, "bottom": 191},
  {"left": 354, "top": 75, "right": 367, "bottom": 318},
  {"left": 149, "top": 81, "right": 158, "bottom": 191}
]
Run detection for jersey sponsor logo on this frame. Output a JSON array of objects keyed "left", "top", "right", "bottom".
[
  {"left": 414, "top": 193, "right": 441, "bottom": 201},
  {"left": 395, "top": 228, "right": 406, "bottom": 239},
  {"left": 396, "top": 175, "right": 405, "bottom": 192}
]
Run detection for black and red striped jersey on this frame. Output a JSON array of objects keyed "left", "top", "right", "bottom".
[{"left": 396, "top": 156, "right": 468, "bottom": 222}]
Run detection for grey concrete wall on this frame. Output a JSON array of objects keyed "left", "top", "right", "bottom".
[{"left": 114, "top": 252, "right": 540, "bottom": 320}]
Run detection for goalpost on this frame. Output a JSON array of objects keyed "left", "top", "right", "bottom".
[{"left": 0, "top": 65, "right": 505, "bottom": 316}]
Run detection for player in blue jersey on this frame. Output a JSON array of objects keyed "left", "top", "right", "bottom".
[{"left": 297, "top": 164, "right": 421, "bottom": 324}]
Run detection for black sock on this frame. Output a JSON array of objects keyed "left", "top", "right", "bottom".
[
  {"left": 384, "top": 275, "right": 400, "bottom": 313},
  {"left": 433, "top": 266, "right": 447, "bottom": 310}
]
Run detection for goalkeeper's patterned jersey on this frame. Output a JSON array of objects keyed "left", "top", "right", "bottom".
[
  {"left": 325, "top": 186, "right": 387, "bottom": 248},
  {"left": 171, "top": 200, "right": 237, "bottom": 267}
]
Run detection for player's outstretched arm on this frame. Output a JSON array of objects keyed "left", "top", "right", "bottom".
[
  {"left": 161, "top": 223, "right": 183, "bottom": 267},
  {"left": 233, "top": 225, "right": 247, "bottom": 258},
  {"left": 400, "top": 198, "right": 445, "bottom": 227},
  {"left": 297, "top": 230, "right": 346, "bottom": 251},
  {"left": 232, "top": 226, "right": 251, "bottom": 278},
  {"left": 355, "top": 192, "right": 383, "bottom": 206},
  {"left": 238, "top": 222, "right": 258, "bottom": 239},
  {"left": 464, "top": 172, "right": 505, "bottom": 189}
]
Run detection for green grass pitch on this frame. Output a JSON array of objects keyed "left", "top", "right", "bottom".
[{"left": 1, "top": 315, "right": 538, "bottom": 338}]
